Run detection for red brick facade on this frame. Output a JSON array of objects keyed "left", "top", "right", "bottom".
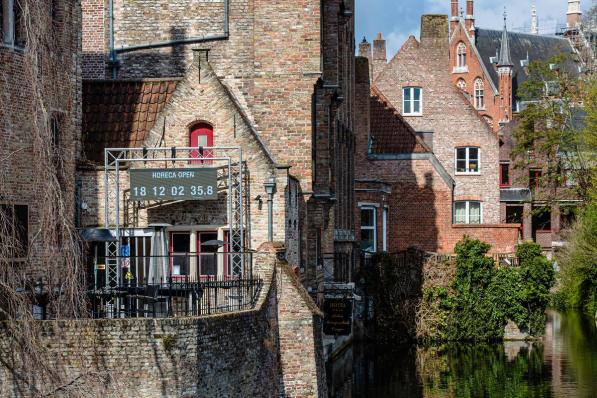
[{"left": 355, "top": 15, "right": 519, "bottom": 255}]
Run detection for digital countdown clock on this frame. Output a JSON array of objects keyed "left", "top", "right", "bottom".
[{"left": 129, "top": 167, "right": 218, "bottom": 201}]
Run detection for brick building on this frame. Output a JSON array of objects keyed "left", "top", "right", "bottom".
[
  {"left": 79, "top": 0, "right": 357, "bottom": 295},
  {"left": 447, "top": 0, "right": 584, "bottom": 253},
  {"left": 0, "top": 1, "right": 81, "bottom": 276},
  {"left": 356, "top": 15, "right": 519, "bottom": 255}
]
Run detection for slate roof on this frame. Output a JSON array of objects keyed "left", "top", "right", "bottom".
[
  {"left": 82, "top": 79, "right": 180, "bottom": 163},
  {"left": 369, "top": 86, "right": 430, "bottom": 154},
  {"left": 475, "top": 29, "right": 579, "bottom": 96}
]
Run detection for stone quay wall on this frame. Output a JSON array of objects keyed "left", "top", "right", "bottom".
[{"left": 0, "top": 244, "right": 327, "bottom": 398}]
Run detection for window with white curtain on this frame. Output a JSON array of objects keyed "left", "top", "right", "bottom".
[
  {"left": 454, "top": 201, "right": 482, "bottom": 224},
  {"left": 456, "top": 79, "right": 467, "bottom": 91},
  {"left": 455, "top": 147, "right": 480, "bottom": 174},
  {"left": 402, "top": 87, "right": 422, "bottom": 115},
  {"left": 474, "top": 78, "right": 485, "bottom": 109}
]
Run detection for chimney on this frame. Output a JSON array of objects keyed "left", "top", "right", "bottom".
[
  {"left": 567, "top": 0, "right": 582, "bottom": 30},
  {"left": 465, "top": 0, "right": 475, "bottom": 38},
  {"left": 372, "top": 33, "right": 387, "bottom": 79},
  {"left": 451, "top": 0, "right": 460, "bottom": 33},
  {"left": 420, "top": 15, "right": 449, "bottom": 48}
]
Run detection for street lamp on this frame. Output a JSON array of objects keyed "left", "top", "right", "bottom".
[{"left": 263, "top": 176, "right": 277, "bottom": 242}]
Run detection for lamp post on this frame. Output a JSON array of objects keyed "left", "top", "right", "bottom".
[{"left": 263, "top": 176, "right": 277, "bottom": 242}]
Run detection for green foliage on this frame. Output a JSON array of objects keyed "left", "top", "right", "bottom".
[
  {"left": 445, "top": 237, "right": 554, "bottom": 341},
  {"left": 558, "top": 202, "right": 597, "bottom": 315},
  {"left": 513, "top": 56, "right": 595, "bottom": 203}
]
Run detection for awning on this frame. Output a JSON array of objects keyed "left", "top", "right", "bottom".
[
  {"left": 79, "top": 228, "right": 117, "bottom": 242},
  {"left": 500, "top": 188, "right": 532, "bottom": 202}
]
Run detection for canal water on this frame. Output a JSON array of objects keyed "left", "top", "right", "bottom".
[{"left": 328, "top": 311, "right": 597, "bottom": 397}]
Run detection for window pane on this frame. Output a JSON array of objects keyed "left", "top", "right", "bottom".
[
  {"left": 413, "top": 88, "right": 420, "bottom": 101},
  {"left": 456, "top": 148, "right": 467, "bottom": 160},
  {"left": 197, "top": 135, "right": 208, "bottom": 147},
  {"left": 171, "top": 233, "right": 190, "bottom": 253},
  {"left": 469, "top": 202, "right": 481, "bottom": 224},
  {"left": 468, "top": 147, "right": 479, "bottom": 161},
  {"left": 454, "top": 202, "right": 467, "bottom": 224},
  {"left": 413, "top": 100, "right": 420, "bottom": 113},
  {"left": 403, "top": 88, "right": 411, "bottom": 101},
  {"left": 360, "top": 230, "right": 375, "bottom": 252},
  {"left": 456, "top": 160, "right": 467, "bottom": 173},
  {"left": 361, "top": 208, "right": 375, "bottom": 227},
  {"left": 404, "top": 101, "right": 411, "bottom": 114}
]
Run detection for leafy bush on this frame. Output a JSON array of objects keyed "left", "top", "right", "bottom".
[{"left": 446, "top": 237, "right": 554, "bottom": 341}]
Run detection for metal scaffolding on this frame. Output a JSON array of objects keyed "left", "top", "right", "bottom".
[{"left": 103, "top": 147, "right": 246, "bottom": 296}]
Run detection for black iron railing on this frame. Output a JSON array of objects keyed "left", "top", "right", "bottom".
[{"left": 89, "top": 275, "right": 262, "bottom": 318}]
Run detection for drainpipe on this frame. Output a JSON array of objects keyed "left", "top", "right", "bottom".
[
  {"left": 264, "top": 176, "right": 277, "bottom": 242},
  {"left": 115, "top": 0, "right": 230, "bottom": 55},
  {"left": 108, "top": 0, "right": 117, "bottom": 79}
]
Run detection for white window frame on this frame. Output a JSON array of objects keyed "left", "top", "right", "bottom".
[
  {"left": 474, "top": 78, "right": 485, "bottom": 110},
  {"left": 402, "top": 87, "right": 422, "bottom": 116},
  {"left": 360, "top": 206, "right": 377, "bottom": 253},
  {"left": 453, "top": 201, "right": 483, "bottom": 225},
  {"left": 382, "top": 206, "right": 388, "bottom": 252},
  {"left": 455, "top": 147, "right": 481, "bottom": 175}
]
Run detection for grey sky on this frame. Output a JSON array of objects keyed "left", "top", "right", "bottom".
[{"left": 356, "top": 0, "right": 593, "bottom": 58}]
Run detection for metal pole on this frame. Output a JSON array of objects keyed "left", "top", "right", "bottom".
[{"left": 267, "top": 192, "right": 273, "bottom": 242}]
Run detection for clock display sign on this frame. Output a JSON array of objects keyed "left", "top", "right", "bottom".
[{"left": 129, "top": 168, "right": 218, "bottom": 201}]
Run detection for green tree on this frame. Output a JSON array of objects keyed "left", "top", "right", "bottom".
[{"left": 512, "top": 56, "right": 595, "bottom": 202}]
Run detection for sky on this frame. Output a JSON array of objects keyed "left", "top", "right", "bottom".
[{"left": 356, "top": 0, "right": 594, "bottom": 58}]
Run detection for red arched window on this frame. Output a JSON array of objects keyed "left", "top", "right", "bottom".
[{"left": 189, "top": 123, "right": 214, "bottom": 163}]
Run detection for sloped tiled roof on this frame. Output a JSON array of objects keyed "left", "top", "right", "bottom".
[
  {"left": 369, "top": 86, "right": 430, "bottom": 154},
  {"left": 82, "top": 79, "right": 180, "bottom": 163},
  {"left": 475, "top": 29, "right": 579, "bottom": 96}
]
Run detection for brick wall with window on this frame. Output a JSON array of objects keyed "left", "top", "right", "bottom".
[
  {"left": 0, "top": 0, "right": 81, "bottom": 274},
  {"left": 372, "top": 15, "right": 501, "bottom": 225}
]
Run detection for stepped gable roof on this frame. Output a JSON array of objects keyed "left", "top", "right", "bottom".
[
  {"left": 369, "top": 86, "right": 430, "bottom": 154},
  {"left": 475, "top": 29, "right": 579, "bottom": 92},
  {"left": 82, "top": 78, "right": 180, "bottom": 163}
]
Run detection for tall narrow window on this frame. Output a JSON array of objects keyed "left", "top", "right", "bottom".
[
  {"left": 0, "top": 204, "right": 28, "bottom": 259},
  {"left": 189, "top": 123, "right": 214, "bottom": 164},
  {"left": 402, "top": 87, "right": 422, "bottom": 115},
  {"left": 13, "top": 0, "right": 24, "bottom": 48},
  {"left": 360, "top": 207, "right": 377, "bottom": 253},
  {"left": 529, "top": 169, "right": 542, "bottom": 191},
  {"left": 454, "top": 201, "right": 482, "bottom": 224},
  {"left": 474, "top": 78, "right": 484, "bottom": 109},
  {"left": 500, "top": 163, "right": 510, "bottom": 187},
  {"left": 457, "top": 42, "right": 467, "bottom": 68},
  {"left": 455, "top": 147, "right": 480, "bottom": 174}
]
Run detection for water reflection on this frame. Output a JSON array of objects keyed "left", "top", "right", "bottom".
[{"left": 328, "top": 311, "right": 597, "bottom": 398}]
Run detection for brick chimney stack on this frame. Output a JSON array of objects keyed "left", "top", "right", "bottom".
[
  {"left": 465, "top": 0, "right": 475, "bottom": 39},
  {"left": 372, "top": 33, "right": 387, "bottom": 79},
  {"left": 420, "top": 15, "right": 449, "bottom": 49},
  {"left": 567, "top": 0, "right": 582, "bottom": 30},
  {"left": 451, "top": 0, "right": 460, "bottom": 33},
  {"left": 359, "top": 37, "right": 372, "bottom": 59}
]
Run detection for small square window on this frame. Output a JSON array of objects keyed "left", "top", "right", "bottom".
[
  {"left": 454, "top": 201, "right": 482, "bottom": 224},
  {"left": 403, "top": 87, "right": 422, "bottom": 115},
  {"left": 455, "top": 147, "right": 480, "bottom": 174}
]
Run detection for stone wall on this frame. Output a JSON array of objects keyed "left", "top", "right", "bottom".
[{"left": 0, "top": 245, "right": 327, "bottom": 397}]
